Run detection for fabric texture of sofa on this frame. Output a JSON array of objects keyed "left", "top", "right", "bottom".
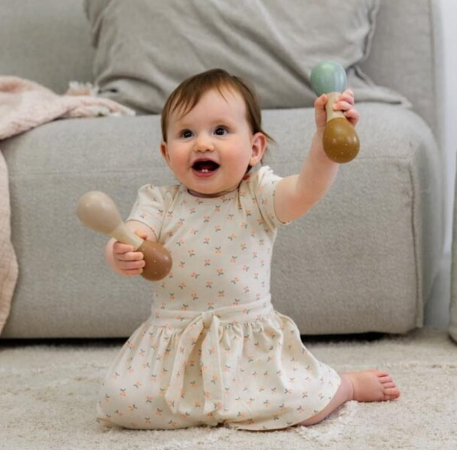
[{"left": 0, "top": 0, "right": 446, "bottom": 338}]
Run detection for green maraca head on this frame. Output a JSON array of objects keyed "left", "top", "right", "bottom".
[{"left": 310, "top": 60, "right": 347, "bottom": 96}]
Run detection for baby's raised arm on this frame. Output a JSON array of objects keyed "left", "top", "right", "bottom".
[
  {"left": 105, "top": 220, "right": 157, "bottom": 277},
  {"left": 274, "top": 90, "right": 359, "bottom": 224}
]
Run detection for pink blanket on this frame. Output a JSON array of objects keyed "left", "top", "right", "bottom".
[{"left": 0, "top": 77, "right": 135, "bottom": 334}]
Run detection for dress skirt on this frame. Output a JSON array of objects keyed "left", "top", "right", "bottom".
[{"left": 96, "top": 297, "right": 341, "bottom": 430}]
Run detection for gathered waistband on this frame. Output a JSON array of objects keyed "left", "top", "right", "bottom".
[
  {"left": 149, "top": 296, "right": 274, "bottom": 416},
  {"left": 150, "top": 295, "right": 274, "bottom": 329}
]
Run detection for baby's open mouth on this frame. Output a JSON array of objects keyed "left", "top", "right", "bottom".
[{"left": 192, "top": 160, "right": 220, "bottom": 173}]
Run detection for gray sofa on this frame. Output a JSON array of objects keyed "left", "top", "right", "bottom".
[{"left": 0, "top": 0, "right": 445, "bottom": 338}]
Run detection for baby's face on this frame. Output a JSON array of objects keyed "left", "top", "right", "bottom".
[{"left": 161, "top": 88, "right": 265, "bottom": 198}]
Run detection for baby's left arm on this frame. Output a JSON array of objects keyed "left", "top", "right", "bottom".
[{"left": 274, "top": 90, "right": 359, "bottom": 223}]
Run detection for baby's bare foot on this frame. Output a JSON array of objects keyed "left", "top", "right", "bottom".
[{"left": 345, "top": 370, "right": 401, "bottom": 402}]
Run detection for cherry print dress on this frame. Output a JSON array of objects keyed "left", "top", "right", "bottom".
[{"left": 96, "top": 166, "right": 341, "bottom": 430}]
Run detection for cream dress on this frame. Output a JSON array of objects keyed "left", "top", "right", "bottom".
[{"left": 96, "top": 166, "right": 341, "bottom": 430}]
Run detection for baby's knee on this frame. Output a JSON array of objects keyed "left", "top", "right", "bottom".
[
  {"left": 96, "top": 378, "right": 193, "bottom": 429},
  {"left": 96, "top": 377, "right": 145, "bottom": 427}
]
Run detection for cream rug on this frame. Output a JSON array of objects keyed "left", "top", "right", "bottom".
[{"left": 1, "top": 328, "right": 456, "bottom": 450}]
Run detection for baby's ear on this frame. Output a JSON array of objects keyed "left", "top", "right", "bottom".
[
  {"left": 160, "top": 142, "right": 170, "bottom": 163},
  {"left": 250, "top": 132, "right": 267, "bottom": 166}
]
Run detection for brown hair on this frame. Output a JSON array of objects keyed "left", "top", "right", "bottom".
[{"left": 161, "top": 68, "right": 273, "bottom": 145}]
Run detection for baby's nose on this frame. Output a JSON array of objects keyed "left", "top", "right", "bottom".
[{"left": 194, "top": 134, "right": 215, "bottom": 152}]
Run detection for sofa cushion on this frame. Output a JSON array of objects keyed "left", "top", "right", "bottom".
[{"left": 84, "top": 0, "right": 408, "bottom": 114}]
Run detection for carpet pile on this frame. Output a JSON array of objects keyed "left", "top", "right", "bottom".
[{"left": 1, "top": 328, "right": 456, "bottom": 450}]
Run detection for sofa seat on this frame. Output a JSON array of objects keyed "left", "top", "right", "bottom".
[{"left": 1, "top": 102, "right": 442, "bottom": 338}]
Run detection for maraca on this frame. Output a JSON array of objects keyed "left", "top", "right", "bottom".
[
  {"left": 77, "top": 191, "right": 172, "bottom": 281},
  {"left": 310, "top": 60, "right": 360, "bottom": 163}
]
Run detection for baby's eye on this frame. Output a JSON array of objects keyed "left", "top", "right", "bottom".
[
  {"left": 180, "top": 129, "right": 193, "bottom": 139},
  {"left": 214, "top": 127, "right": 228, "bottom": 136}
]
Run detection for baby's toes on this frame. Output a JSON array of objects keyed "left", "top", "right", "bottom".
[
  {"left": 379, "top": 374, "right": 393, "bottom": 383},
  {"left": 384, "top": 389, "right": 401, "bottom": 401},
  {"left": 376, "top": 372, "right": 401, "bottom": 400},
  {"left": 383, "top": 382, "right": 401, "bottom": 400}
]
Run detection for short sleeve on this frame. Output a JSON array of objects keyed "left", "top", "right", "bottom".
[
  {"left": 247, "top": 165, "right": 290, "bottom": 231},
  {"left": 127, "top": 184, "right": 175, "bottom": 240}
]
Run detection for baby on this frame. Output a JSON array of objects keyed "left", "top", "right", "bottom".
[{"left": 97, "top": 68, "right": 400, "bottom": 431}]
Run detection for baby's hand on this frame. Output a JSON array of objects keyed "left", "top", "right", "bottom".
[
  {"left": 333, "top": 89, "right": 359, "bottom": 127},
  {"left": 112, "top": 231, "right": 147, "bottom": 277},
  {"left": 314, "top": 89, "right": 359, "bottom": 135}
]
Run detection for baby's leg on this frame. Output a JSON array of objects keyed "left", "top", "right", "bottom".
[{"left": 298, "top": 370, "right": 401, "bottom": 426}]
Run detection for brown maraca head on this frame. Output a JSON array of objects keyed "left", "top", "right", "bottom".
[
  {"left": 323, "top": 118, "right": 360, "bottom": 163},
  {"left": 137, "top": 240, "right": 172, "bottom": 281},
  {"left": 77, "top": 191, "right": 172, "bottom": 281}
]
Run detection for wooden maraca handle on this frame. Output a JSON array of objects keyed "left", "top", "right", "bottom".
[
  {"left": 310, "top": 60, "right": 360, "bottom": 164},
  {"left": 77, "top": 191, "right": 172, "bottom": 281}
]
